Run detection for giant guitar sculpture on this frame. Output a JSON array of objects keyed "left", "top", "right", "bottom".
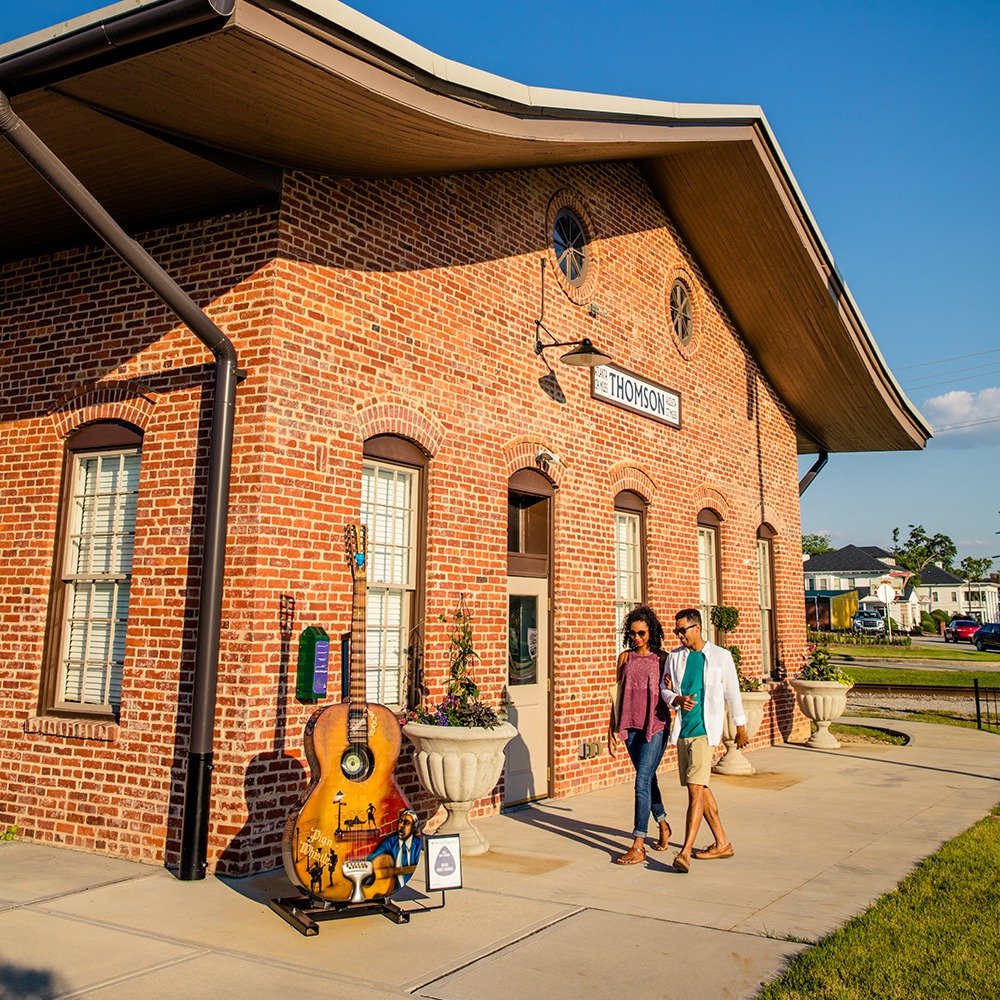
[{"left": 282, "top": 524, "right": 415, "bottom": 903}]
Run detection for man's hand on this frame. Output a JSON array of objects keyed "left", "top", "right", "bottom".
[
  {"left": 608, "top": 727, "right": 619, "bottom": 759},
  {"left": 675, "top": 694, "right": 696, "bottom": 711},
  {"left": 734, "top": 725, "right": 749, "bottom": 749}
]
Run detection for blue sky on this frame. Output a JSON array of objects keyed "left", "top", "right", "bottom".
[{"left": 4, "top": 1, "right": 999, "bottom": 562}]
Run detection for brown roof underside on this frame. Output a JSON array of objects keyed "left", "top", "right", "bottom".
[{"left": 0, "top": 2, "right": 929, "bottom": 455}]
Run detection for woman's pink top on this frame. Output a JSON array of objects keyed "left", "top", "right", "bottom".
[{"left": 618, "top": 650, "right": 669, "bottom": 740}]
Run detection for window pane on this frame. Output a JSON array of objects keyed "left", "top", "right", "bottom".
[
  {"left": 361, "top": 458, "right": 419, "bottom": 706},
  {"left": 508, "top": 594, "right": 539, "bottom": 686},
  {"left": 614, "top": 510, "right": 643, "bottom": 637},
  {"left": 58, "top": 448, "right": 139, "bottom": 712},
  {"left": 698, "top": 526, "right": 719, "bottom": 641}
]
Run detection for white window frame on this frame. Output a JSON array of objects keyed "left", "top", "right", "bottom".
[
  {"left": 614, "top": 509, "right": 643, "bottom": 638},
  {"left": 56, "top": 447, "right": 140, "bottom": 714},
  {"left": 361, "top": 458, "right": 419, "bottom": 708},
  {"left": 757, "top": 535, "right": 775, "bottom": 677},
  {"left": 698, "top": 523, "right": 720, "bottom": 642}
]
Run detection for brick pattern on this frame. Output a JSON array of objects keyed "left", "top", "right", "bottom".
[{"left": 0, "top": 161, "right": 809, "bottom": 875}]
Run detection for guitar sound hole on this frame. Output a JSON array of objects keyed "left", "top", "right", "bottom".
[{"left": 341, "top": 746, "right": 373, "bottom": 781}]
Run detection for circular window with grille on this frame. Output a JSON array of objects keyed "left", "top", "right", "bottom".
[
  {"left": 667, "top": 269, "right": 701, "bottom": 358},
  {"left": 670, "top": 280, "right": 693, "bottom": 345},
  {"left": 552, "top": 207, "right": 589, "bottom": 286},
  {"left": 546, "top": 190, "right": 599, "bottom": 303}
]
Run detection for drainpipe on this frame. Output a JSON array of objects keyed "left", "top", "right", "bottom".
[
  {"left": 0, "top": 92, "right": 239, "bottom": 881},
  {"left": 798, "top": 451, "right": 828, "bottom": 496}
]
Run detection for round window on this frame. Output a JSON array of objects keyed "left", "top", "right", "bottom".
[
  {"left": 670, "top": 280, "right": 693, "bottom": 346},
  {"left": 552, "top": 207, "right": 589, "bottom": 286}
]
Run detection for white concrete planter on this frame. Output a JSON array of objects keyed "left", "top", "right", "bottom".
[
  {"left": 402, "top": 721, "right": 517, "bottom": 856},
  {"left": 790, "top": 678, "right": 853, "bottom": 749},
  {"left": 713, "top": 689, "right": 772, "bottom": 775}
]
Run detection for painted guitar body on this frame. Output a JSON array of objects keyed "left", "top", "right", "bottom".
[{"left": 282, "top": 700, "right": 410, "bottom": 902}]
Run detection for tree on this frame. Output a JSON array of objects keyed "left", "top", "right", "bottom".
[
  {"left": 891, "top": 524, "right": 957, "bottom": 586},
  {"left": 802, "top": 533, "right": 833, "bottom": 558},
  {"left": 959, "top": 556, "right": 993, "bottom": 584}
]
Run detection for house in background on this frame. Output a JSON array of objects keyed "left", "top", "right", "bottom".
[
  {"left": 802, "top": 544, "right": 920, "bottom": 630},
  {"left": 915, "top": 566, "right": 1000, "bottom": 624}
]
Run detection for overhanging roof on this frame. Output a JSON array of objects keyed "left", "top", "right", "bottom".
[{"left": 0, "top": 0, "right": 931, "bottom": 454}]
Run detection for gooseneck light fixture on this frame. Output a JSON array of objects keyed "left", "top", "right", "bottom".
[{"left": 534, "top": 258, "right": 611, "bottom": 368}]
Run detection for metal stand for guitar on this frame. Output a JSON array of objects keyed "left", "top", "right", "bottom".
[{"left": 269, "top": 894, "right": 410, "bottom": 935}]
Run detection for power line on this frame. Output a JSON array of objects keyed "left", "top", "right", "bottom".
[
  {"left": 901, "top": 369, "right": 1000, "bottom": 393},
  {"left": 894, "top": 346, "right": 1000, "bottom": 373},
  {"left": 933, "top": 415, "right": 1000, "bottom": 432},
  {"left": 903, "top": 361, "right": 1000, "bottom": 388}
]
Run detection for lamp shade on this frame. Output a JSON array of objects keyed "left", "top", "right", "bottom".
[{"left": 559, "top": 338, "right": 611, "bottom": 367}]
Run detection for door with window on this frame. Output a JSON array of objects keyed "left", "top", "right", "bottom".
[
  {"left": 504, "top": 470, "right": 552, "bottom": 805},
  {"left": 505, "top": 575, "right": 549, "bottom": 804}
]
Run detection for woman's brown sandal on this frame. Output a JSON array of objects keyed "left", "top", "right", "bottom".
[
  {"left": 616, "top": 843, "right": 647, "bottom": 865},
  {"left": 652, "top": 819, "right": 672, "bottom": 851}
]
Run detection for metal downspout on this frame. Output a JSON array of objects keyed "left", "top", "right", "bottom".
[
  {"left": 0, "top": 92, "right": 238, "bottom": 881},
  {"left": 798, "top": 451, "right": 828, "bottom": 496}
]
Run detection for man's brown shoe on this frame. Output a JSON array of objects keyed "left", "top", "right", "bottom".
[
  {"left": 673, "top": 852, "right": 690, "bottom": 873},
  {"left": 694, "top": 843, "right": 734, "bottom": 860}
]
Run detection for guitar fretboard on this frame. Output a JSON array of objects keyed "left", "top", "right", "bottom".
[{"left": 348, "top": 542, "right": 368, "bottom": 742}]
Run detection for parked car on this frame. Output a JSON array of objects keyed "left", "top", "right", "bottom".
[
  {"left": 944, "top": 618, "right": 980, "bottom": 643},
  {"left": 972, "top": 623, "right": 1000, "bottom": 652},
  {"left": 851, "top": 609, "right": 886, "bottom": 635}
]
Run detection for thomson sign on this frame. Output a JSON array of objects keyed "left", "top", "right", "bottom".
[{"left": 592, "top": 365, "right": 681, "bottom": 429}]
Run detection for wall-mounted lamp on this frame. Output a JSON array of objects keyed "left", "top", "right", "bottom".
[{"left": 534, "top": 258, "right": 611, "bottom": 368}]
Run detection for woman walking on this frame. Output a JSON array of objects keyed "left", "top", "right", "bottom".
[{"left": 609, "top": 606, "right": 672, "bottom": 865}]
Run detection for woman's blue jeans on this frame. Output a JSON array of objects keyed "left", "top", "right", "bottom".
[{"left": 624, "top": 727, "right": 667, "bottom": 837}]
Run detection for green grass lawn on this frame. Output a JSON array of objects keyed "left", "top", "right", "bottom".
[
  {"left": 830, "top": 642, "right": 1000, "bottom": 664},
  {"left": 828, "top": 723, "right": 907, "bottom": 745},
  {"left": 846, "top": 666, "right": 988, "bottom": 686},
  {"left": 758, "top": 808, "right": 1000, "bottom": 999},
  {"left": 844, "top": 707, "right": 981, "bottom": 731}
]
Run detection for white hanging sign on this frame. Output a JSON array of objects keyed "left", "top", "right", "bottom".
[{"left": 592, "top": 365, "right": 681, "bottom": 428}]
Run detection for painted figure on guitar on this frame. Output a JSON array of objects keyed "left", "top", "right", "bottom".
[{"left": 282, "top": 524, "right": 418, "bottom": 902}]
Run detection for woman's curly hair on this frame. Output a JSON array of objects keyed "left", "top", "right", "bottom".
[{"left": 621, "top": 605, "right": 666, "bottom": 653}]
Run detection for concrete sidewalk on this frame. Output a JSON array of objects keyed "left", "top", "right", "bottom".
[{"left": 2, "top": 719, "right": 998, "bottom": 1000}]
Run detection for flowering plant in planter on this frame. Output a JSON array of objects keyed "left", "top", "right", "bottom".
[
  {"left": 799, "top": 643, "right": 854, "bottom": 685},
  {"left": 401, "top": 597, "right": 506, "bottom": 729}
]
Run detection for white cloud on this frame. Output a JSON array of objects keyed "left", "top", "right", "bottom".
[{"left": 922, "top": 387, "right": 1000, "bottom": 449}]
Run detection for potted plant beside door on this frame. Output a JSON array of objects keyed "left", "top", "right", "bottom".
[{"left": 401, "top": 596, "right": 516, "bottom": 856}]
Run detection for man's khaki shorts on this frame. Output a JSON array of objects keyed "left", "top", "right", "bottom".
[{"left": 677, "top": 735, "right": 712, "bottom": 786}]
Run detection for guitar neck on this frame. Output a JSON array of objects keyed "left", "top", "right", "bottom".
[{"left": 348, "top": 543, "right": 369, "bottom": 741}]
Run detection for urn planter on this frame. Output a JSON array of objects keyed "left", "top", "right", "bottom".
[
  {"left": 402, "top": 721, "right": 517, "bottom": 856},
  {"left": 713, "top": 690, "right": 772, "bottom": 775},
  {"left": 790, "top": 678, "right": 853, "bottom": 748}
]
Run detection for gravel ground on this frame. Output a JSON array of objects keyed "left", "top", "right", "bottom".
[{"left": 847, "top": 692, "right": 977, "bottom": 718}]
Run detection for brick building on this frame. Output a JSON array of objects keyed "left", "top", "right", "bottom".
[{"left": 0, "top": 0, "right": 930, "bottom": 876}]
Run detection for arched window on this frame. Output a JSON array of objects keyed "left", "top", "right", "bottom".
[
  {"left": 614, "top": 490, "right": 647, "bottom": 637},
  {"left": 697, "top": 509, "right": 722, "bottom": 642},
  {"left": 757, "top": 525, "right": 777, "bottom": 678},
  {"left": 43, "top": 421, "right": 143, "bottom": 717},
  {"left": 361, "top": 435, "right": 428, "bottom": 708}
]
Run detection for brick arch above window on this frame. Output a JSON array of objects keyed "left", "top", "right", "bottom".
[
  {"left": 501, "top": 436, "right": 564, "bottom": 489},
  {"left": 759, "top": 504, "right": 787, "bottom": 538},
  {"left": 607, "top": 462, "right": 656, "bottom": 506},
  {"left": 692, "top": 485, "right": 730, "bottom": 522},
  {"left": 49, "top": 380, "right": 158, "bottom": 439},
  {"left": 355, "top": 398, "right": 444, "bottom": 457}
]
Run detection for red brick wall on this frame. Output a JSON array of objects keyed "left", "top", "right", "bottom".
[{"left": 0, "top": 161, "right": 809, "bottom": 874}]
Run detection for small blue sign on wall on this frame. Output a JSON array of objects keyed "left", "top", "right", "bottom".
[{"left": 296, "top": 626, "right": 330, "bottom": 701}]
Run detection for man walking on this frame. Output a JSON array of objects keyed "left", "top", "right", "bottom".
[{"left": 661, "top": 608, "right": 747, "bottom": 873}]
